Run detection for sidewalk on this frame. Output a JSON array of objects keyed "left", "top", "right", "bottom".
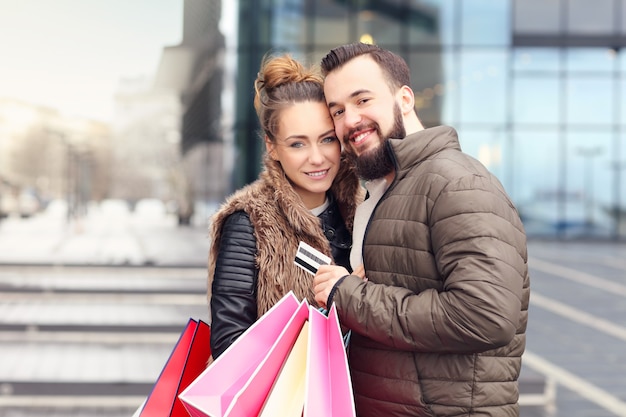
[
  {"left": 0, "top": 205, "right": 210, "bottom": 267},
  {"left": 0, "top": 208, "right": 562, "bottom": 416},
  {"left": 0, "top": 264, "right": 207, "bottom": 416}
]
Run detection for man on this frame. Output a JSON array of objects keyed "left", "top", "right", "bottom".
[{"left": 313, "top": 42, "right": 530, "bottom": 417}]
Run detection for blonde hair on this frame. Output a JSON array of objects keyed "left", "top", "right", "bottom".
[{"left": 254, "top": 54, "right": 324, "bottom": 143}]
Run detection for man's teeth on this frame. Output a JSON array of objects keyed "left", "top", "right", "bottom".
[{"left": 353, "top": 132, "right": 369, "bottom": 144}]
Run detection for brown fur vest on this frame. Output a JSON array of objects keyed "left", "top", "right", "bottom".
[{"left": 208, "top": 153, "right": 363, "bottom": 316}]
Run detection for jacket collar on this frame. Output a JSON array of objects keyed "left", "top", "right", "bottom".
[{"left": 388, "top": 125, "right": 461, "bottom": 181}]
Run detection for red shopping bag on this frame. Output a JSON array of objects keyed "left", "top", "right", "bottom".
[
  {"left": 179, "top": 292, "right": 309, "bottom": 417},
  {"left": 138, "top": 318, "right": 211, "bottom": 417}
]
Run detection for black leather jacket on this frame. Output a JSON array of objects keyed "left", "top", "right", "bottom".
[{"left": 210, "top": 194, "right": 351, "bottom": 359}]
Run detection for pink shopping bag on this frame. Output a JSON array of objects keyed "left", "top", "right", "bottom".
[
  {"left": 305, "top": 305, "right": 356, "bottom": 417},
  {"left": 178, "top": 291, "right": 310, "bottom": 417},
  {"left": 257, "top": 304, "right": 357, "bottom": 417}
]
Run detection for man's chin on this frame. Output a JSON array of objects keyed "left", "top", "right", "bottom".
[
  {"left": 356, "top": 159, "right": 393, "bottom": 181},
  {"left": 354, "top": 143, "right": 378, "bottom": 159},
  {"left": 355, "top": 141, "right": 393, "bottom": 180}
]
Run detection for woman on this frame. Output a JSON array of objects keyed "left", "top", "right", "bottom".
[{"left": 207, "top": 53, "right": 364, "bottom": 359}]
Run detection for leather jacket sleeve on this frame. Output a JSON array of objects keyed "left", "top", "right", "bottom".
[
  {"left": 318, "top": 193, "right": 353, "bottom": 272},
  {"left": 209, "top": 210, "right": 258, "bottom": 359}
]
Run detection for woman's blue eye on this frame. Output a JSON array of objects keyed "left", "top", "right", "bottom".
[{"left": 322, "top": 136, "right": 338, "bottom": 144}]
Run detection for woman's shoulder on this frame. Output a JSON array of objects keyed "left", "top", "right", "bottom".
[{"left": 223, "top": 209, "right": 253, "bottom": 229}]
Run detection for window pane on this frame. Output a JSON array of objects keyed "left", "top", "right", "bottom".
[
  {"left": 409, "top": 51, "right": 446, "bottom": 127},
  {"left": 355, "top": 6, "right": 401, "bottom": 47},
  {"left": 513, "top": 48, "right": 560, "bottom": 73},
  {"left": 621, "top": 49, "right": 626, "bottom": 127},
  {"left": 512, "top": 130, "right": 561, "bottom": 237},
  {"left": 456, "top": 127, "right": 510, "bottom": 187},
  {"left": 272, "top": 0, "right": 306, "bottom": 46},
  {"left": 513, "top": 0, "right": 561, "bottom": 34},
  {"left": 566, "top": 48, "right": 615, "bottom": 73},
  {"left": 459, "top": 51, "right": 507, "bottom": 124},
  {"left": 568, "top": 0, "right": 615, "bottom": 35},
  {"left": 440, "top": 49, "right": 461, "bottom": 123},
  {"left": 566, "top": 77, "right": 613, "bottom": 125},
  {"left": 408, "top": 1, "right": 453, "bottom": 46},
  {"left": 312, "top": 0, "right": 350, "bottom": 46},
  {"left": 622, "top": 76, "right": 626, "bottom": 126},
  {"left": 460, "top": 0, "right": 510, "bottom": 45},
  {"left": 513, "top": 77, "right": 560, "bottom": 125}
]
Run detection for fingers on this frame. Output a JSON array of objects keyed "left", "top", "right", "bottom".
[
  {"left": 317, "top": 264, "right": 349, "bottom": 277},
  {"left": 313, "top": 278, "right": 328, "bottom": 308},
  {"left": 314, "top": 289, "right": 328, "bottom": 309},
  {"left": 313, "top": 268, "right": 330, "bottom": 308},
  {"left": 313, "top": 265, "right": 350, "bottom": 308}
]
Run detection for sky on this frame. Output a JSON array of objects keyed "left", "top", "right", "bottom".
[{"left": 0, "top": 0, "right": 183, "bottom": 122}]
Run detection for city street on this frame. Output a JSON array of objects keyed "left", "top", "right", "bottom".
[{"left": 0, "top": 210, "right": 625, "bottom": 416}]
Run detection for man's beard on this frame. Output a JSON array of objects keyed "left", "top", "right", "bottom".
[{"left": 349, "top": 103, "right": 406, "bottom": 181}]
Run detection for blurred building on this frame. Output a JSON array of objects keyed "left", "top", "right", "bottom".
[
  {"left": 160, "top": 0, "right": 626, "bottom": 239},
  {"left": 153, "top": 0, "right": 226, "bottom": 226},
  {"left": 111, "top": 76, "right": 182, "bottom": 206},
  {"left": 0, "top": 98, "right": 112, "bottom": 219}
]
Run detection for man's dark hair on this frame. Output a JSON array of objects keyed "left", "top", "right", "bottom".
[{"left": 320, "top": 42, "right": 411, "bottom": 91}]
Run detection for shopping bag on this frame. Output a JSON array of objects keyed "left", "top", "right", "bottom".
[
  {"left": 137, "top": 318, "right": 211, "bottom": 417},
  {"left": 180, "top": 292, "right": 357, "bottom": 417},
  {"left": 258, "top": 321, "right": 310, "bottom": 417},
  {"left": 179, "top": 291, "right": 309, "bottom": 417},
  {"left": 304, "top": 304, "right": 356, "bottom": 416},
  {"left": 257, "top": 304, "right": 356, "bottom": 417}
]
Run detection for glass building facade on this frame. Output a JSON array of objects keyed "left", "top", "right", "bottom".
[{"left": 226, "top": 0, "right": 626, "bottom": 240}]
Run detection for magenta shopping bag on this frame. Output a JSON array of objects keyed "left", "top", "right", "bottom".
[
  {"left": 304, "top": 305, "right": 356, "bottom": 417},
  {"left": 178, "top": 291, "right": 310, "bottom": 417}
]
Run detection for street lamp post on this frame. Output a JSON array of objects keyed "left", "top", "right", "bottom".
[
  {"left": 577, "top": 146, "right": 603, "bottom": 233},
  {"left": 610, "top": 160, "right": 626, "bottom": 238}
]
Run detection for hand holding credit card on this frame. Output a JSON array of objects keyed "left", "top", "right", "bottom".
[{"left": 294, "top": 241, "right": 331, "bottom": 275}]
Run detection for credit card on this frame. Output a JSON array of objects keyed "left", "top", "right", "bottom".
[{"left": 294, "top": 241, "right": 331, "bottom": 275}]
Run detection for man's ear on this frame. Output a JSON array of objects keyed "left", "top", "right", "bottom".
[
  {"left": 264, "top": 136, "right": 277, "bottom": 160},
  {"left": 399, "top": 85, "right": 415, "bottom": 115}
]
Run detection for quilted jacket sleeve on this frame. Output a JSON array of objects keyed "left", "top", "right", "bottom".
[
  {"left": 210, "top": 210, "right": 258, "bottom": 359},
  {"left": 332, "top": 172, "right": 528, "bottom": 354}
]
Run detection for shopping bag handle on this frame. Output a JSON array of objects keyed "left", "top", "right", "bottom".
[{"left": 317, "top": 307, "right": 351, "bottom": 348}]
